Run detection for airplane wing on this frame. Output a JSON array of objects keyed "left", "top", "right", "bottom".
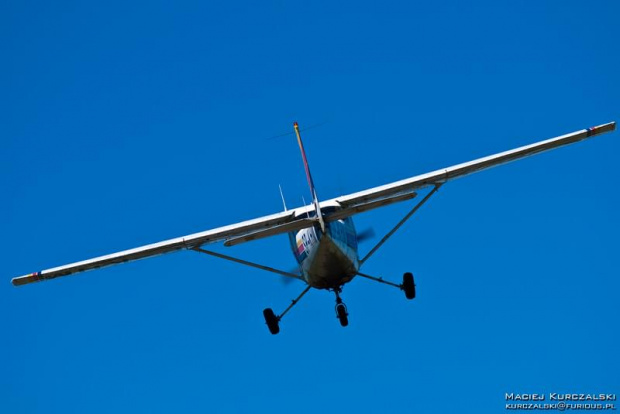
[
  {"left": 11, "top": 209, "right": 321, "bottom": 286},
  {"left": 329, "top": 122, "right": 616, "bottom": 206},
  {"left": 11, "top": 121, "right": 615, "bottom": 286}
]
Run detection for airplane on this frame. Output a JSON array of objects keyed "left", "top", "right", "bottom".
[{"left": 12, "top": 121, "right": 616, "bottom": 334}]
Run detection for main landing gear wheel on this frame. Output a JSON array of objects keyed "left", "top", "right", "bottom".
[
  {"left": 402, "top": 272, "right": 416, "bottom": 299},
  {"left": 263, "top": 308, "right": 280, "bottom": 335}
]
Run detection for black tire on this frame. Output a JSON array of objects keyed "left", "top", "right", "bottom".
[
  {"left": 336, "top": 303, "right": 349, "bottom": 327},
  {"left": 402, "top": 272, "right": 416, "bottom": 299},
  {"left": 263, "top": 308, "right": 280, "bottom": 335}
]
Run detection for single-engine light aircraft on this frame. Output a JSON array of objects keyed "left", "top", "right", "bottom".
[{"left": 12, "top": 121, "right": 616, "bottom": 334}]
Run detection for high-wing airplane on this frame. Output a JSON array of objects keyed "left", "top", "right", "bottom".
[{"left": 12, "top": 121, "right": 616, "bottom": 334}]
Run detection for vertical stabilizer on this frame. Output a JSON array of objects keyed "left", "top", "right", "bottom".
[{"left": 294, "top": 122, "right": 325, "bottom": 232}]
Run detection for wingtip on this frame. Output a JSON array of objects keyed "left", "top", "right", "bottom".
[
  {"left": 602, "top": 120, "right": 617, "bottom": 131},
  {"left": 587, "top": 121, "right": 616, "bottom": 137},
  {"left": 11, "top": 272, "right": 42, "bottom": 287}
]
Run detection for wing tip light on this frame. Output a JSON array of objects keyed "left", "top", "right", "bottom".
[
  {"left": 587, "top": 121, "right": 616, "bottom": 137},
  {"left": 11, "top": 272, "right": 42, "bottom": 287}
]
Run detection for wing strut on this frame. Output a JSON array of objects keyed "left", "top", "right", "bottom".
[
  {"left": 360, "top": 184, "right": 442, "bottom": 265},
  {"left": 192, "top": 247, "right": 304, "bottom": 281}
]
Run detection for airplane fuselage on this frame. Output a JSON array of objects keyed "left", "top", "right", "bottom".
[{"left": 289, "top": 209, "right": 359, "bottom": 289}]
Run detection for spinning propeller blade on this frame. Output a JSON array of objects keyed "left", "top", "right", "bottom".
[{"left": 356, "top": 227, "right": 375, "bottom": 243}]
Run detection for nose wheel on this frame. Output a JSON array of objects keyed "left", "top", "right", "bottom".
[{"left": 333, "top": 288, "right": 349, "bottom": 327}]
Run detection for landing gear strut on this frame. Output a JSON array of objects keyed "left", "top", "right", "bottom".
[
  {"left": 356, "top": 271, "right": 416, "bottom": 300},
  {"left": 333, "top": 287, "right": 349, "bottom": 327},
  {"left": 262, "top": 285, "right": 311, "bottom": 335}
]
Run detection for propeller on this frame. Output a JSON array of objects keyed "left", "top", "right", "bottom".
[
  {"left": 281, "top": 265, "right": 302, "bottom": 285},
  {"left": 356, "top": 227, "right": 376, "bottom": 243}
]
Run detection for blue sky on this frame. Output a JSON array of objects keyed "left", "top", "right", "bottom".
[{"left": 2, "top": 1, "right": 618, "bottom": 413}]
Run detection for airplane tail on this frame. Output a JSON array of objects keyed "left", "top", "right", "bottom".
[{"left": 293, "top": 122, "right": 325, "bottom": 232}]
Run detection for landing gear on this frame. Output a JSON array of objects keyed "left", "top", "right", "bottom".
[
  {"left": 262, "top": 285, "right": 311, "bottom": 335},
  {"left": 356, "top": 271, "right": 417, "bottom": 300},
  {"left": 336, "top": 303, "right": 348, "bottom": 326},
  {"left": 263, "top": 308, "right": 280, "bottom": 334},
  {"left": 402, "top": 272, "right": 416, "bottom": 299},
  {"left": 333, "top": 288, "right": 349, "bottom": 327}
]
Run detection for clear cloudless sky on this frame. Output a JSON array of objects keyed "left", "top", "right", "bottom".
[{"left": 2, "top": 1, "right": 618, "bottom": 413}]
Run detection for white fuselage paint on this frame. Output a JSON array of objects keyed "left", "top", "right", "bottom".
[{"left": 289, "top": 210, "right": 359, "bottom": 289}]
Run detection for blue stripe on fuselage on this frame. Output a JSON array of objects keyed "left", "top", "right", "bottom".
[{"left": 289, "top": 214, "right": 357, "bottom": 266}]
